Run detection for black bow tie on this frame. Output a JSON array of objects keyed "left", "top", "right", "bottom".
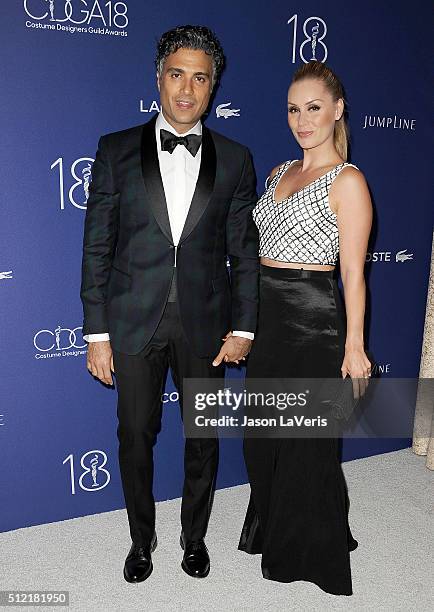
[{"left": 160, "top": 129, "right": 202, "bottom": 157}]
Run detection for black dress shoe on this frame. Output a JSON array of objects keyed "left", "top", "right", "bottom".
[
  {"left": 180, "top": 532, "right": 210, "bottom": 578},
  {"left": 123, "top": 532, "right": 157, "bottom": 583}
]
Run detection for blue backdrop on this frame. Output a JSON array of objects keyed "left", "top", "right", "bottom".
[{"left": 1, "top": 0, "right": 432, "bottom": 532}]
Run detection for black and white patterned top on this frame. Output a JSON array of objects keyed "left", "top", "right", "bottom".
[{"left": 252, "top": 159, "right": 359, "bottom": 265}]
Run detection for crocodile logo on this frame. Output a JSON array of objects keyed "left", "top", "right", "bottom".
[
  {"left": 216, "top": 102, "right": 240, "bottom": 119},
  {"left": 0, "top": 270, "right": 13, "bottom": 280},
  {"left": 395, "top": 249, "right": 413, "bottom": 263}
]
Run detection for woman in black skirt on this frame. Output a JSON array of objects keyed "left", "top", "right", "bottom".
[{"left": 237, "top": 61, "right": 372, "bottom": 595}]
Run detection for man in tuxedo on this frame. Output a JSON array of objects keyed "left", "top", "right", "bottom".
[{"left": 80, "top": 25, "right": 259, "bottom": 583}]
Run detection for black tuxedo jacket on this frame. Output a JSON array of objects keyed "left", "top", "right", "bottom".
[{"left": 80, "top": 115, "right": 259, "bottom": 357}]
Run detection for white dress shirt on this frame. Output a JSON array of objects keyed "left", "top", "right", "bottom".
[{"left": 84, "top": 112, "right": 254, "bottom": 343}]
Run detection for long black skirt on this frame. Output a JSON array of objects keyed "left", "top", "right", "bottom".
[{"left": 238, "top": 265, "right": 358, "bottom": 596}]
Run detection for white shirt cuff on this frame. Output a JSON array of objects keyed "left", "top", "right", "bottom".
[
  {"left": 83, "top": 331, "right": 253, "bottom": 342},
  {"left": 83, "top": 333, "right": 110, "bottom": 343},
  {"left": 232, "top": 330, "right": 254, "bottom": 341}
]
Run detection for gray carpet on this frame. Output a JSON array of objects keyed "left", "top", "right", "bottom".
[{"left": 1, "top": 448, "right": 433, "bottom": 612}]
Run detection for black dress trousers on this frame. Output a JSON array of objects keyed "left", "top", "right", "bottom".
[{"left": 113, "top": 298, "right": 224, "bottom": 546}]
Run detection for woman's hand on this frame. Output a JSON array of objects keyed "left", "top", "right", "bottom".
[{"left": 341, "top": 347, "right": 372, "bottom": 398}]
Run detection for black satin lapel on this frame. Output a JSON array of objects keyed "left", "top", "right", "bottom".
[
  {"left": 179, "top": 126, "right": 216, "bottom": 243},
  {"left": 140, "top": 115, "right": 173, "bottom": 243}
]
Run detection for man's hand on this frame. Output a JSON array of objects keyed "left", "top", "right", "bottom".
[
  {"left": 212, "top": 332, "right": 252, "bottom": 366},
  {"left": 87, "top": 340, "right": 114, "bottom": 385}
]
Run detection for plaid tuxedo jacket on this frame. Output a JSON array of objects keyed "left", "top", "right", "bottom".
[{"left": 80, "top": 114, "right": 259, "bottom": 357}]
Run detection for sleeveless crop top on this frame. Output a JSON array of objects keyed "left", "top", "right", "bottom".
[{"left": 252, "top": 160, "right": 359, "bottom": 265}]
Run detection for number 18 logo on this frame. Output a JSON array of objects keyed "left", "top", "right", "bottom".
[
  {"left": 63, "top": 450, "right": 110, "bottom": 493},
  {"left": 51, "top": 157, "right": 94, "bottom": 210},
  {"left": 288, "top": 15, "right": 328, "bottom": 63}
]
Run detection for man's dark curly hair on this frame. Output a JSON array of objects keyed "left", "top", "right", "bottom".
[{"left": 155, "top": 25, "right": 226, "bottom": 87}]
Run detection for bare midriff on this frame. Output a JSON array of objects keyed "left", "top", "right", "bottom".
[{"left": 260, "top": 256, "right": 335, "bottom": 271}]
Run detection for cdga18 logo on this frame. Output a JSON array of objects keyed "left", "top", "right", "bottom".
[
  {"left": 24, "top": 0, "right": 128, "bottom": 28},
  {"left": 34, "top": 325, "right": 86, "bottom": 352}
]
